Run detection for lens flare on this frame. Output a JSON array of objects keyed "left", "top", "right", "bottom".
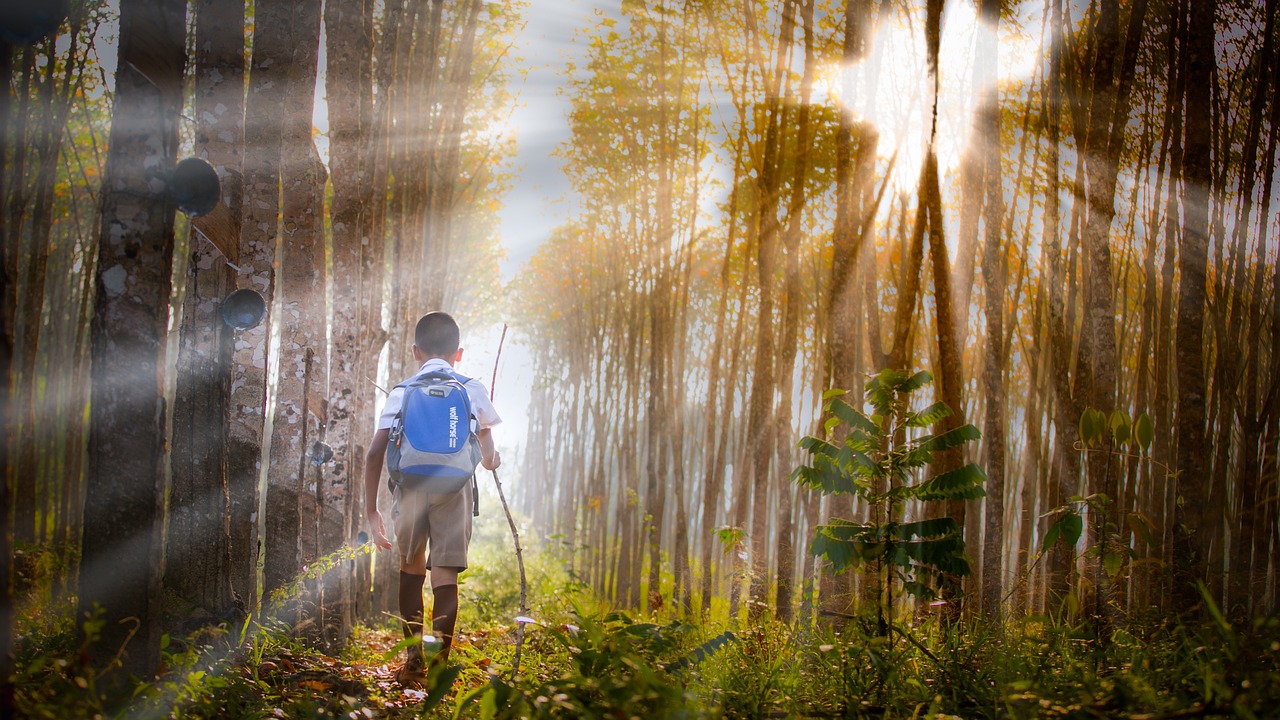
[{"left": 823, "top": 2, "right": 1043, "bottom": 196}]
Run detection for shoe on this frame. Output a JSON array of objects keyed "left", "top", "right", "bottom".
[{"left": 394, "top": 646, "right": 427, "bottom": 687}]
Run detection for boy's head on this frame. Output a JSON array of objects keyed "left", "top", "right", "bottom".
[{"left": 413, "top": 312, "right": 462, "bottom": 363}]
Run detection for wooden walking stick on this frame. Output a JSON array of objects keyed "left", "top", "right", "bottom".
[{"left": 487, "top": 324, "right": 530, "bottom": 681}]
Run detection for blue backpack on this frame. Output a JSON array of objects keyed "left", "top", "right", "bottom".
[{"left": 386, "top": 370, "right": 482, "bottom": 496}]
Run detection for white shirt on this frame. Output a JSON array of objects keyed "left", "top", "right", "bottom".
[{"left": 376, "top": 358, "right": 502, "bottom": 431}]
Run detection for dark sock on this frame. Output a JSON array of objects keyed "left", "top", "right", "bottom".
[
  {"left": 431, "top": 583, "right": 460, "bottom": 657},
  {"left": 399, "top": 571, "right": 427, "bottom": 664}
]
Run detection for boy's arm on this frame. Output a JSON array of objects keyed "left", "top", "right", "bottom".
[
  {"left": 478, "top": 427, "right": 501, "bottom": 471},
  {"left": 364, "top": 428, "right": 393, "bottom": 550}
]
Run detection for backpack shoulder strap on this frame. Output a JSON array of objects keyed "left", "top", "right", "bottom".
[{"left": 396, "top": 370, "right": 456, "bottom": 388}]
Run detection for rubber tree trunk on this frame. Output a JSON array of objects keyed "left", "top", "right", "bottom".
[
  {"left": 168, "top": 0, "right": 245, "bottom": 623},
  {"left": 230, "top": 0, "right": 291, "bottom": 610},
  {"left": 324, "top": 0, "right": 375, "bottom": 636},
  {"left": 264, "top": 0, "right": 326, "bottom": 607},
  {"left": 78, "top": 0, "right": 186, "bottom": 682}
]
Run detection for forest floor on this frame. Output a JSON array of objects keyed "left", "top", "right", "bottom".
[
  {"left": 16, "top": 592, "right": 1280, "bottom": 720},
  {"left": 235, "top": 621, "right": 511, "bottom": 719},
  {"left": 13, "top": 525, "right": 1280, "bottom": 718}
]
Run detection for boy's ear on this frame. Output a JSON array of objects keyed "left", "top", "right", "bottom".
[
  {"left": 412, "top": 345, "right": 426, "bottom": 363},
  {"left": 454, "top": 348, "right": 464, "bottom": 364}
]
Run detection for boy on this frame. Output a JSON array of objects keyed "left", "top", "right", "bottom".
[{"left": 363, "top": 312, "right": 501, "bottom": 683}]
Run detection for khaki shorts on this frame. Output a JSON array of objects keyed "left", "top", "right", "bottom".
[{"left": 392, "top": 482, "right": 474, "bottom": 570}]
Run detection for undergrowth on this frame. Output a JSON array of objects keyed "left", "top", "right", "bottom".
[{"left": 10, "top": 527, "right": 1280, "bottom": 719}]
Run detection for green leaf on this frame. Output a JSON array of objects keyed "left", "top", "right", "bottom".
[
  {"left": 1080, "top": 408, "right": 1107, "bottom": 445},
  {"left": 1135, "top": 412, "right": 1154, "bottom": 452},
  {"left": 898, "top": 370, "right": 933, "bottom": 394},
  {"left": 420, "top": 664, "right": 463, "bottom": 713},
  {"left": 713, "top": 526, "right": 745, "bottom": 549},
  {"left": 865, "top": 373, "right": 900, "bottom": 416},
  {"left": 1110, "top": 409, "right": 1131, "bottom": 446},
  {"left": 1042, "top": 512, "right": 1084, "bottom": 553},
  {"left": 915, "top": 424, "right": 982, "bottom": 454},
  {"left": 906, "top": 401, "right": 952, "bottom": 428},
  {"left": 824, "top": 415, "right": 840, "bottom": 435},
  {"left": 793, "top": 459, "right": 859, "bottom": 495},
  {"left": 1092, "top": 408, "right": 1109, "bottom": 440},
  {"left": 1197, "top": 580, "right": 1233, "bottom": 638},
  {"left": 897, "top": 537, "right": 971, "bottom": 575},
  {"left": 913, "top": 463, "right": 987, "bottom": 501},
  {"left": 875, "top": 368, "right": 911, "bottom": 388},
  {"left": 1041, "top": 520, "right": 1061, "bottom": 553},
  {"left": 1103, "top": 549, "right": 1124, "bottom": 578},
  {"left": 848, "top": 449, "right": 880, "bottom": 478},
  {"left": 898, "top": 517, "right": 960, "bottom": 540},
  {"left": 800, "top": 436, "right": 839, "bottom": 458},
  {"left": 813, "top": 520, "right": 880, "bottom": 571},
  {"left": 822, "top": 388, "right": 848, "bottom": 401},
  {"left": 829, "top": 398, "right": 881, "bottom": 436}
]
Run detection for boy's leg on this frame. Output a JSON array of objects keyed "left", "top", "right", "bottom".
[
  {"left": 393, "top": 486, "right": 431, "bottom": 675},
  {"left": 429, "top": 567, "right": 460, "bottom": 661},
  {"left": 423, "top": 487, "right": 472, "bottom": 665},
  {"left": 399, "top": 556, "right": 428, "bottom": 669}
]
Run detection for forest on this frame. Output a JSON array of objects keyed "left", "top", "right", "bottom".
[{"left": 2, "top": 0, "right": 1280, "bottom": 717}]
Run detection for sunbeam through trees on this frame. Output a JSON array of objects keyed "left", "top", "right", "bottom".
[{"left": 3, "top": 0, "right": 1280, "bottom": 716}]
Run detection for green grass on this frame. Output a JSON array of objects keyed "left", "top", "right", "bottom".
[{"left": 10, "top": 531, "right": 1280, "bottom": 719}]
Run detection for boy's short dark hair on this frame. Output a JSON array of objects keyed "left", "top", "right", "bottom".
[{"left": 415, "top": 312, "right": 461, "bottom": 357}]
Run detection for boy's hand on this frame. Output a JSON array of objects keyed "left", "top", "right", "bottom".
[
  {"left": 482, "top": 450, "right": 502, "bottom": 471},
  {"left": 368, "top": 510, "right": 393, "bottom": 550}
]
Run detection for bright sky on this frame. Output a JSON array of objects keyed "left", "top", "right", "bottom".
[{"left": 495, "top": 0, "right": 618, "bottom": 280}]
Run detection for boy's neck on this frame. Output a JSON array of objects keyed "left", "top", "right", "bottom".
[{"left": 422, "top": 355, "right": 454, "bottom": 367}]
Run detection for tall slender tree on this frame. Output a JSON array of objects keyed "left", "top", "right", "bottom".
[
  {"left": 1173, "top": 0, "right": 1215, "bottom": 612},
  {"left": 977, "top": 0, "right": 1007, "bottom": 621}
]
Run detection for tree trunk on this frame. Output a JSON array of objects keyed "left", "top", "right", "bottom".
[
  {"left": 324, "top": 0, "right": 375, "bottom": 635},
  {"left": 773, "top": 0, "right": 816, "bottom": 623},
  {"left": 230, "top": 0, "right": 292, "bottom": 610},
  {"left": 1222, "top": 0, "right": 1276, "bottom": 619},
  {"left": 746, "top": 0, "right": 796, "bottom": 615},
  {"left": 977, "top": 0, "right": 1006, "bottom": 621},
  {"left": 168, "top": 0, "right": 244, "bottom": 623},
  {"left": 0, "top": 37, "right": 14, "bottom": 720},
  {"left": 829, "top": 0, "right": 872, "bottom": 394},
  {"left": 1172, "top": 0, "right": 1215, "bottom": 613},
  {"left": 264, "top": 0, "right": 326, "bottom": 605},
  {"left": 78, "top": 0, "right": 185, "bottom": 681}
]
